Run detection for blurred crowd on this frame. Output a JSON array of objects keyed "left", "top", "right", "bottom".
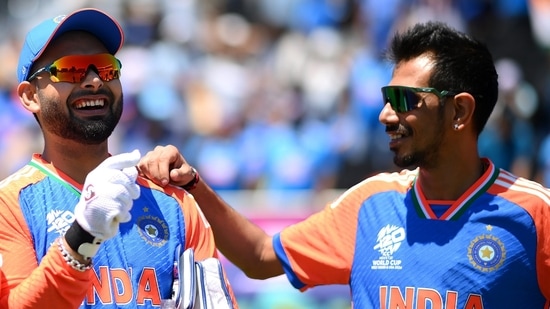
[{"left": 1, "top": 0, "right": 550, "bottom": 193}]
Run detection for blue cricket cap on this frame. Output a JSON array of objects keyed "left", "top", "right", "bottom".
[{"left": 17, "top": 8, "right": 124, "bottom": 83}]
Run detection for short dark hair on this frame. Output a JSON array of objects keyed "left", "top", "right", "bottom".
[{"left": 385, "top": 21, "right": 498, "bottom": 136}]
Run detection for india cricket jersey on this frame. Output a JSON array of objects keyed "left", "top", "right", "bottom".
[
  {"left": 0, "top": 154, "right": 222, "bottom": 308},
  {"left": 274, "top": 158, "right": 550, "bottom": 308}
]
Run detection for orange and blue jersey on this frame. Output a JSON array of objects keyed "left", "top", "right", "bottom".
[
  {"left": 274, "top": 158, "right": 550, "bottom": 308},
  {"left": 0, "top": 154, "right": 225, "bottom": 308}
]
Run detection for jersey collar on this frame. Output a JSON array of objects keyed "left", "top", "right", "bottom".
[
  {"left": 28, "top": 153, "right": 82, "bottom": 195},
  {"left": 411, "top": 158, "right": 499, "bottom": 220}
]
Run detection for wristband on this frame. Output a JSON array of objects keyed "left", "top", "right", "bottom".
[
  {"left": 65, "top": 220, "right": 103, "bottom": 260},
  {"left": 57, "top": 238, "right": 93, "bottom": 272},
  {"left": 181, "top": 167, "right": 200, "bottom": 191}
]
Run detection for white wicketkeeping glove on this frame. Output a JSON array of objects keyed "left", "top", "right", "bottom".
[{"left": 74, "top": 150, "right": 141, "bottom": 240}]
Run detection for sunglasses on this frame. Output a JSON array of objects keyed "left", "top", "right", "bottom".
[
  {"left": 381, "top": 86, "right": 456, "bottom": 113},
  {"left": 27, "top": 53, "right": 122, "bottom": 83}
]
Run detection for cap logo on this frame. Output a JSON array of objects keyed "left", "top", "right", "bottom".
[{"left": 53, "top": 14, "right": 67, "bottom": 24}]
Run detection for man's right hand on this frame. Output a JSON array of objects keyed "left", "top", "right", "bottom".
[
  {"left": 74, "top": 150, "right": 141, "bottom": 241},
  {"left": 138, "top": 145, "right": 195, "bottom": 188}
]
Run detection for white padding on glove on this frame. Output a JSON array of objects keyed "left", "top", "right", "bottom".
[{"left": 74, "top": 150, "right": 141, "bottom": 240}]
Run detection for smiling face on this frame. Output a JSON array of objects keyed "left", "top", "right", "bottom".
[
  {"left": 379, "top": 54, "right": 452, "bottom": 169},
  {"left": 27, "top": 31, "right": 123, "bottom": 145}
]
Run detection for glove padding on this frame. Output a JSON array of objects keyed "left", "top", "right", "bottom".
[{"left": 74, "top": 150, "right": 141, "bottom": 240}]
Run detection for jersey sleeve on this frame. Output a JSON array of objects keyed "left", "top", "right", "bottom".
[
  {"left": 274, "top": 170, "right": 414, "bottom": 292},
  {"left": 489, "top": 174, "right": 550, "bottom": 300},
  {"left": 0, "top": 183, "right": 91, "bottom": 308},
  {"left": 274, "top": 186, "right": 363, "bottom": 291}
]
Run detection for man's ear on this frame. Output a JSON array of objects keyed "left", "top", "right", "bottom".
[
  {"left": 451, "top": 92, "right": 476, "bottom": 131},
  {"left": 17, "top": 81, "right": 40, "bottom": 113}
]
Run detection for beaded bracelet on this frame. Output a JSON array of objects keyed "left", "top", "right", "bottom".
[
  {"left": 57, "top": 238, "right": 92, "bottom": 272},
  {"left": 181, "top": 167, "right": 200, "bottom": 191}
]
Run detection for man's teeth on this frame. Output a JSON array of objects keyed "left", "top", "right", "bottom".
[
  {"left": 389, "top": 134, "right": 404, "bottom": 140},
  {"left": 75, "top": 100, "right": 105, "bottom": 109}
]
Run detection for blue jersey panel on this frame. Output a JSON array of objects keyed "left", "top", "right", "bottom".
[{"left": 19, "top": 177, "right": 80, "bottom": 262}]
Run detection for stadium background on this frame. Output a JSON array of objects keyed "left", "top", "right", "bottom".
[{"left": 1, "top": 0, "right": 550, "bottom": 308}]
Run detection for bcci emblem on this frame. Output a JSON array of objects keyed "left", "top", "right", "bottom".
[
  {"left": 468, "top": 233, "right": 506, "bottom": 272},
  {"left": 137, "top": 215, "right": 169, "bottom": 247}
]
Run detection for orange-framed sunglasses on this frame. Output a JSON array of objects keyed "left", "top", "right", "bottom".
[{"left": 27, "top": 53, "right": 122, "bottom": 83}]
